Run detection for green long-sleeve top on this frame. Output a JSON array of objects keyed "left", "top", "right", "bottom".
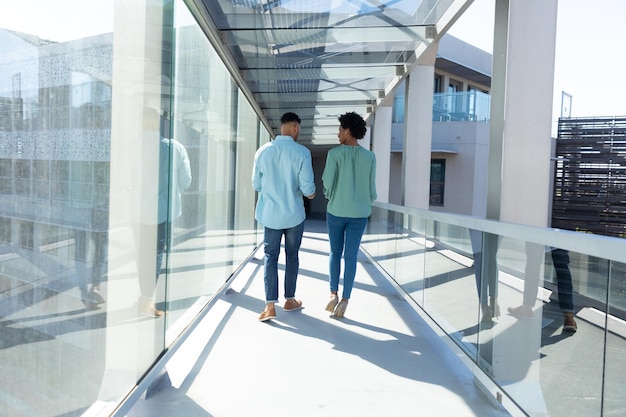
[{"left": 322, "top": 144, "right": 377, "bottom": 218}]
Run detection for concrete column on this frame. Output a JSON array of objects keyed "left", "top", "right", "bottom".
[
  {"left": 486, "top": 4, "right": 558, "bottom": 412},
  {"left": 485, "top": 0, "right": 508, "bottom": 221},
  {"left": 372, "top": 105, "right": 392, "bottom": 203},
  {"left": 402, "top": 46, "right": 436, "bottom": 209},
  {"left": 489, "top": 0, "right": 558, "bottom": 227},
  {"left": 443, "top": 75, "right": 450, "bottom": 91}
]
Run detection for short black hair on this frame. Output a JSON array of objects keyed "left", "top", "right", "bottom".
[
  {"left": 338, "top": 112, "right": 367, "bottom": 139},
  {"left": 281, "top": 112, "right": 301, "bottom": 125}
]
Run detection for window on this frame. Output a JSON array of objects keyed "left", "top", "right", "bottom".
[
  {"left": 18, "top": 220, "right": 34, "bottom": 249},
  {"left": 448, "top": 79, "right": 462, "bottom": 93},
  {"left": 0, "top": 217, "right": 10, "bottom": 243},
  {"left": 430, "top": 159, "right": 445, "bottom": 206},
  {"left": 392, "top": 93, "right": 405, "bottom": 123},
  {"left": 434, "top": 75, "right": 443, "bottom": 93}
]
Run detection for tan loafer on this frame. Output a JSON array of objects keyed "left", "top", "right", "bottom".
[
  {"left": 283, "top": 299, "right": 303, "bottom": 311},
  {"left": 259, "top": 308, "right": 277, "bottom": 322}
]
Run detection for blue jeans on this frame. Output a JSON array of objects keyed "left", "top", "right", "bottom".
[
  {"left": 74, "top": 229, "right": 109, "bottom": 290},
  {"left": 263, "top": 222, "right": 305, "bottom": 303},
  {"left": 327, "top": 212, "right": 367, "bottom": 300},
  {"left": 551, "top": 249, "right": 574, "bottom": 312}
]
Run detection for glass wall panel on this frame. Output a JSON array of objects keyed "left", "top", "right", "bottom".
[
  {"left": 482, "top": 238, "right": 546, "bottom": 413},
  {"left": 361, "top": 206, "right": 402, "bottom": 280},
  {"left": 0, "top": 0, "right": 268, "bottom": 415},
  {"left": 602, "top": 260, "right": 626, "bottom": 417},
  {"left": 422, "top": 221, "right": 481, "bottom": 360},
  {"left": 535, "top": 248, "right": 605, "bottom": 417},
  {"left": 392, "top": 213, "right": 426, "bottom": 303},
  {"left": 103, "top": 0, "right": 178, "bottom": 410},
  {"left": 165, "top": 1, "right": 236, "bottom": 336},
  {"left": 490, "top": 242, "right": 605, "bottom": 417},
  {"left": 0, "top": 1, "right": 115, "bottom": 415},
  {"left": 164, "top": 0, "right": 264, "bottom": 339},
  {"left": 233, "top": 91, "right": 260, "bottom": 260},
  {"left": 364, "top": 203, "right": 622, "bottom": 417}
]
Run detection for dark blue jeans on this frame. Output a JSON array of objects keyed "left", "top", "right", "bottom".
[
  {"left": 326, "top": 212, "right": 367, "bottom": 300},
  {"left": 74, "top": 229, "right": 108, "bottom": 290},
  {"left": 263, "top": 222, "right": 305, "bottom": 303},
  {"left": 551, "top": 249, "right": 574, "bottom": 312}
]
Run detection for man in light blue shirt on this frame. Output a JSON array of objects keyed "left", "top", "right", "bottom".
[{"left": 252, "top": 112, "right": 316, "bottom": 321}]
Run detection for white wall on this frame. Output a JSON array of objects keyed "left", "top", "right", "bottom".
[{"left": 431, "top": 121, "right": 490, "bottom": 216}]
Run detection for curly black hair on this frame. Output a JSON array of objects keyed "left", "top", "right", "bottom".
[{"left": 338, "top": 112, "right": 367, "bottom": 139}]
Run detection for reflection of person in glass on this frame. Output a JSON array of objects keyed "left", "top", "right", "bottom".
[
  {"left": 550, "top": 248, "right": 577, "bottom": 331},
  {"left": 470, "top": 230, "right": 500, "bottom": 322},
  {"left": 74, "top": 178, "right": 110, "bottom": 309},
  {"left": 508, "top": 247, "right": 577, "bottom": 332},
  {"left": 133, "top": 108, "right": 192, "bottom": 317},
  {"left": 74, "top": 228, "right": 108, "bottom": 309}
]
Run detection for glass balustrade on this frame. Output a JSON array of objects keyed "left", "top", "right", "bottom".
[
  {"left": 362, "top": 202, "right": 626, "bottom": 417},
  {"left": 432, "top": 90, "right": 491, "bottom": 122}
]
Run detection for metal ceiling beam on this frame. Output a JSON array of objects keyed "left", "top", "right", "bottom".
[
  {"left": 254, "top": 91, "right": 379, "bottom": 103},
  {"left": 242, "top": 66, "right": 401, "bottom": 82},
  {"left": 223, "top": 26, "right": 434, "bottom": 46}
]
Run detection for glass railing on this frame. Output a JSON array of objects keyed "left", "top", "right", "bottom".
[
  {"left": 433, "top": 90, "right": 490, "bottom": 122},
  {"left": 362, "top": 202, "right": 626, "bottom": 417}
]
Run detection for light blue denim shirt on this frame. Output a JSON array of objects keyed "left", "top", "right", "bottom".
[
  {"left": 131, "top": 133, "right": 192, "bottom": 225},
  {"left": 252, "top": 135, "right": 316, "bottom": 229}
]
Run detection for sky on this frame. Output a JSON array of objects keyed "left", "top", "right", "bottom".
[
  {"left": 0, "top": 0, "right": 114, "bottom": 42},
  {"left": 448, "top": 0, "right": 626, "bottom": 131}
]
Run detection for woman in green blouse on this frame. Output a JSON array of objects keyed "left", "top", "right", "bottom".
[{"left": 322, "top": 112, "right": 377, "bottom": 318}]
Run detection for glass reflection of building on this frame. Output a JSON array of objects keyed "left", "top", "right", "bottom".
[
  {"left": 0, "top": 1, "right": 264, "bottom": 414},
  {"left": 1, "top": 30, "right": 112, "bottom": 249}
]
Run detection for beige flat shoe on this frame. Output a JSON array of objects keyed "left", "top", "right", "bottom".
[
  {"left": 325, "top": 294, "right": 339, "bottom": 312},
  {"left": 333, "top": 299, "right": 348, "bottom": 318}
]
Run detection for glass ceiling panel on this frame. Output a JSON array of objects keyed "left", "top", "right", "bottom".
[
  {"left": 248, "top": 78, "right": 392, "bottom": 93},
  {"left": 207, "top": 0, "right": 457, "bottom": 28},
  {"left": 225, "top": 27, "right": 430, "bottom": 46},
  {"left": 236, "top": 51, "right": 415, "bottom": 69},
  {"left": 197, "top": 0, "right": 468, "bottom": 149}
]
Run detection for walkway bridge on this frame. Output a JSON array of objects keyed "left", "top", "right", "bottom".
[{"left": 123, "top": 219, "right": 511, "bottom": 417}]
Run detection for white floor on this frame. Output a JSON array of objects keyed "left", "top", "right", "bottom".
[{"left": 126, "top": 222, "right": 512, "bottom": 417}]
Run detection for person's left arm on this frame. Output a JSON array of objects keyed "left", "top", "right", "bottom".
[
  {"left": 299, "top": 150, "right": 316, "bottom": 199},
  {"left": 177, "top": 141, "right": 192, "bottom": 190},
  {"left": 369, "top": 153, "right": 377, "bottom": 203},
  {"left": 321, "top": 151, "right": 337, "bottom": 200},
  {"left": 252, "top": 150, "right": 262, "bottom": 192}
]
